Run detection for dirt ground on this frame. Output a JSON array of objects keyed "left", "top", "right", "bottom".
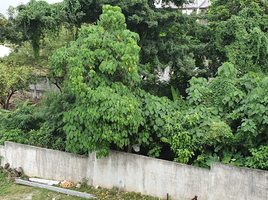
[{"left": 8, "top": 92, "right": 41, "bottom": 110}]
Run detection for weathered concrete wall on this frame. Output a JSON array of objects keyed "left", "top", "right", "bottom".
[
  {"left": 0, "top": 145, "right": 5, "bottom": 166},
  {"left": 87, "top": 152, "right": 268, "bottom": 200},
  {"left": 28, "top": 77, "right": 60, "bottom": 99},
  {"left": 209, "top": 162, "right": 268, "bottom": 200},
  {"left": 3, "top": 142, "right": 88, "bottom": 183},
  {"left": 87, "top": 151, "right": 211, "bottom": 199},
  {"left": 1, "top": 142, "right": 268, "bottom": 200}
]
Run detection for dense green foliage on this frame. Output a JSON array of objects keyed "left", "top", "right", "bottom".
[
  {"left": 50, "top": 5, "right": 179, "bottom": 157},
  {"left": 0, "top": 14, "right": 7, "bottom": 43},
  {"left": 4, "top": 0, "right": 61, "bottom": 60},
  {"left": 1, "top": 1, "right": 268, "bottom": 171},
  {"left": 0, "top": 91, "right": 75, "bottom": 150},
  {"left": 200, "top": 0, "right": 268, "bottom": 75},
  {"left": 164, "top": 62, "right": 268, "bottom": 169},
  {"left": 1, "top": 0, "right": 203, "bottom": 96}
]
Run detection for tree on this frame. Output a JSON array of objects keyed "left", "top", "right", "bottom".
[
  {"left": 1, "top": 26, "right": 75, "bottom": 92},
  {"left": 50, "top": 5, "right": 141, "bottom": 156},
  {"left": 49, "top": 0, "right": 204, "bottom": 96},
  {"left": 98, "top": 0, "right": 204, "bottom": 96},
  {"left": 199, "top": 0, "right": 268, "bottom": 76},
  {"left": 0, "top": 64, "right": 32, "bottom": 109},
  {"left": 2, "top": 0, "right": 203, "bottom": 96},
  {"left": 5, "top": 0, "right": 61, "bottom": 61},
  {"left": 120, "top": 1, "right": 204, "bottom": 95},
  {"left": 50, "top": 5, "right": 178, "bottom": 157}
]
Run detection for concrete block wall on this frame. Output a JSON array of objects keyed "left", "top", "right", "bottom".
[
  {"left": 28, "top": 77, "right": 60, "bottom": 99},
  {"left": 87, "top": 151, "right": 211, "bottom": 199},
  {"left": 0, "top": 145, "right": 5, "bottom": 166},
  {"left": 1, "top": 142, "right": 268, "bottom": 200},
  {"left": 3, "top": 142, "right": 88, "bottom": 183},
  {"left": 209, "top": 162, "right": 268, "bottom": 200}
]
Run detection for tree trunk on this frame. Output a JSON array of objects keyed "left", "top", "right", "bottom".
[{"left": 4, "top": 91, "right": 14, "bottom": 110}]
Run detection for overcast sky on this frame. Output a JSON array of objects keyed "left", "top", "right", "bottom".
[{"left": 0, "top": 0, "right": 63, "bottom": 17}]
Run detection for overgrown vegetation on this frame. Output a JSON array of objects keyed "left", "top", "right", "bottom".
[{"left": 0, "top": 0, "right": 268, "bottom": 171}]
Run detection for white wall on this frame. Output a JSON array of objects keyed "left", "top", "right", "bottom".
[
  {"left": 1, "top": 142, "right": 268, "bottom": 200},
  {"left": 0, "top": 145, "right": 5, "bottom": 166}
]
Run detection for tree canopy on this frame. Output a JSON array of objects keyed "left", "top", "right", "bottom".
[
  {"left": 1, "top": 0, "right": 203, "bottom": 96},
  {"left": 50, "top": 5, "right": 178, "bottom": 157},
  {"left": 0, "top": 63, "right": 32, "bottom": 109}
]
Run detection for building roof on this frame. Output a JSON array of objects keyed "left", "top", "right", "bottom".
[{"left": 199, "top": 1, "right": 211, "bottom": 9}]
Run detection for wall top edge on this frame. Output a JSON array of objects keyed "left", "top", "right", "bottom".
[
  {"left": 4, "top": 141, "right": 88, "bottom": 159},
  {"left": 5, "top": 142, "right": 268, "bottom": 174},
  {"left": 211, "top": 162, "right": 268, "bottom": 174},
  {"left": 103, "top": 149, "right": 211, "bottom": 171}
]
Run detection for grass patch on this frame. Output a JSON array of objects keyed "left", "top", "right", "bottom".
[{"left": 0, "top": 169, "right": 162, "bottom": 200}]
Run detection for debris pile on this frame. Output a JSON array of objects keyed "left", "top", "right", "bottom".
[
  {"left": 1, "top": 163, "right": 26, "bottom": 181},
  {"left": 60, "top": 180, "right": 76, "bottom": 188}
]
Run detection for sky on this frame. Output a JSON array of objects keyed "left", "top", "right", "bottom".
[{"left": 0, "top": 0, "right": 63, "bottom": 17}]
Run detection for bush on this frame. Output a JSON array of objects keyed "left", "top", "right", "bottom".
[
  {"left": 0, "top": 128, "right": 28, "bottom": 145},
  {"left": 0, "top": 90, "right": 75, "bottom": 151},
  {"left": 246, "top": 146, "right": 268, "bottom": 170}
]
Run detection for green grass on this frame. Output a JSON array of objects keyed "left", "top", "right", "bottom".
[{"left": 0, "top": 170, "right": 162, "bottom": 200}]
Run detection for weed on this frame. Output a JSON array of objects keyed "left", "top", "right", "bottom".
[{"left": 109, "top": 188, "right": 118, "bottom": 195}]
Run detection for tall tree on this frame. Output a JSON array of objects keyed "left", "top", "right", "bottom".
[
  {"left": 51, "top": 0, "right": 203, "bottom": 96},
  {"left": 50, "top": 5, "right": 178, "bottom": 157},
  {"left": 5, "top": 0, "right": 61, "bottom": 61}
]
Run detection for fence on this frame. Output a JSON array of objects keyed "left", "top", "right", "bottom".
[{"left": 0, "top": 142, "right": 267, "bottom": 200}]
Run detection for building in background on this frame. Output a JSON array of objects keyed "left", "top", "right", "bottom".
[
  {"left": 155, "top": 0, "right": 211, "bottom": 14},
  {"left": 156, "top": 0, "right": 211, "bottom": 81},
  {"left": 182, "top": 0, "right": 211, "bottom": 15}
]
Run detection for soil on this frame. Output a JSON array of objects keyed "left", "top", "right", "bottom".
[{"left": 8, "top": 92, "right": 41, "bottom": 110}]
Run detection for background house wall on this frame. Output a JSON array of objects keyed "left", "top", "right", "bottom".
[{"left": 155, "top": 0, "right": 212, "bottom": 15}]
